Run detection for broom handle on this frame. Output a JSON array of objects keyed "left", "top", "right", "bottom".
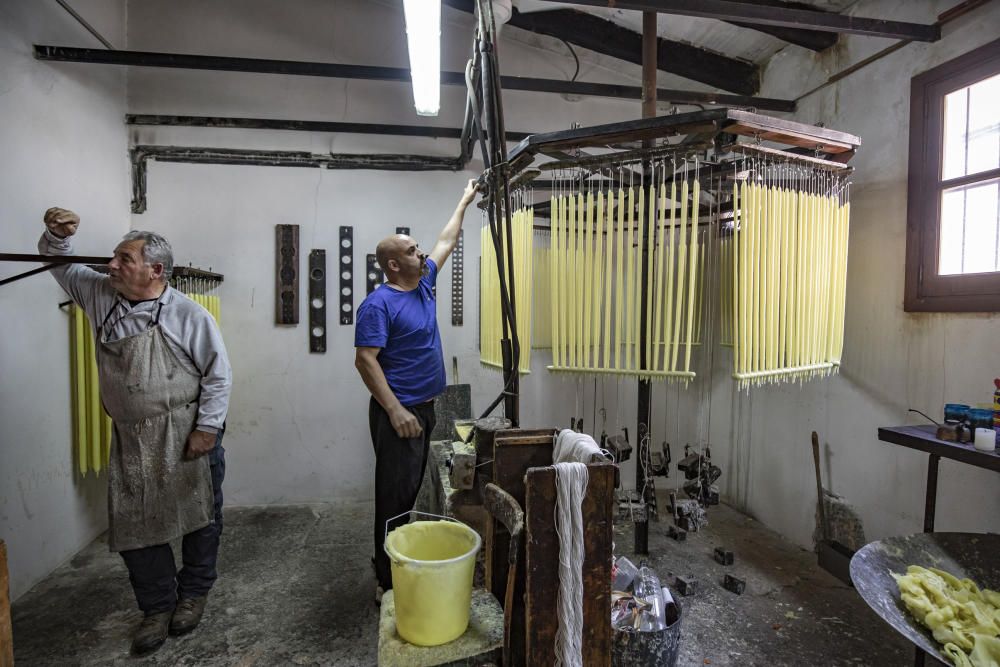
[{"left": 811, "top": 431, "right": 830, "bottom": 542}]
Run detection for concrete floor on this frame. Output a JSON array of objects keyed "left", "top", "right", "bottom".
[{"left": 11, "top": 498, "right": 915, "bottom": 666}]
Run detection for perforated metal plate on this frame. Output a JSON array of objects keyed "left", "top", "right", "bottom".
[
  {"left": 451, "top": 229, "right": 464, "bottom": 325},
  {"left": 339, "top": 226, "right": 354, "bottom": 325},
  {"left": 275, "top": 224, "right": 299, "bottom": 324},
  {"left": 366, "top": 254, "right": 384, "bottom": 294},
  {"left": 308, "top": 249, "right": 326, "bottom": 353}
]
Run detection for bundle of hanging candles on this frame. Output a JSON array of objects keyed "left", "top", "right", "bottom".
[
  {"left": 726, "top": 150, "right": 850, "bottom": 389},
  {"left": 542, "top": 157, "right": 707, "bottom": 382},
  {"left": 479, "top": 185, "right": 534, "bottom": 373},
  {"left": 476, "top": 145, "right": 850, "bottom": 391},
  {"left": 68, "top": 272, "right": 222, "bottom": 474}
]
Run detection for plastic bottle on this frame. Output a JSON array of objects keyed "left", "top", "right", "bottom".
[{"left": 633, "top": 566, "right": 667, "bottom": 631}]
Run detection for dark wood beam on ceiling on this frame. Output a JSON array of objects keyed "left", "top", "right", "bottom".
[
  {"left": 35, "top": 46, "right": 795, "bottom": 111},
  {"left": 444, "top": 1, "right": 758, "bottom": 95},
  {"left": 541, "top": 0, "right": 941, "bottom": 42},
  {"left": 514, "top": 8, "right": 758, "bottom": 95},
  {"left": 723, "top": 0, "right": 837, "bottom": 51}
]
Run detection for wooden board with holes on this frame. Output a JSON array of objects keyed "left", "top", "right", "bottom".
[{"left": 524, "top": 463, "right": 614, "bottom": 667}]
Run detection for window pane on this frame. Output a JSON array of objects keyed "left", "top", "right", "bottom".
[
  {"left": 942, "top": 87, "right": 968, "bottom": 180},
  {"left": 939, "top": 180, "right": 1000, "bottom": 275},
  {"left": 942, "top": 73, "right": 1000, "bottom": 180},
  {"left": 966, "top": 73, "right": 1000, "bottom": 176}
]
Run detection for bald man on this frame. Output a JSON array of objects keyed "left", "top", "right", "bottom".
[{"left": 354, "top": 179, "right": 478, "bottom": 603}]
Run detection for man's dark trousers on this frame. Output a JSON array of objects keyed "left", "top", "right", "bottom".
[
  {"left": 120, "top": 428, "right": 226, "bottom": 615},
  {"left": 370, "top": 397, "right": 436, "bottom": 590}
]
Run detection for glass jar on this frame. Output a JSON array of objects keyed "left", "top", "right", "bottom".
[
  {"left": 968, "top": 408, "right": 994, "bottom": 431},
  {"left": 944, "top": 403, "right": 970, "bottom": 424}
]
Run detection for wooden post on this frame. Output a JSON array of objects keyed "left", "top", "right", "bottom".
[
  {"left": 1, "top": 541, "right": 13, "bottom": 667},
  {"left": 634, "top": 10, "right": 657, "bottom": 554}
]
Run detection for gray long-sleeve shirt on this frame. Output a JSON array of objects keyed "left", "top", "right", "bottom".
[{"left": 39, "top": 230, "right": 232, "bottom": 433}]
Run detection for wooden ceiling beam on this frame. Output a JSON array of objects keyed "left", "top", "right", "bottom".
[
  {"left": 541, "top": 0, "right": 940, "bottom": 41},
  {"left": 444, "top": 1, "right": 759, "bottom": 95}
]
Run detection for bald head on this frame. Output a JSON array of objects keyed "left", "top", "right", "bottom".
[
  {"left": 375, "top": 234, "right": 410, "bottom": 272},
  {"left": 375, "top": 234, "right": 427, "bottom": 286}
]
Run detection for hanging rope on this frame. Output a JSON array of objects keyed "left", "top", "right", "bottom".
[{"left": 552, "top": 461, "right": 588, "bottom": 667}]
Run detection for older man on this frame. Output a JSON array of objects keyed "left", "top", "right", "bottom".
[
  {"left": 354, "top": 180, "right": 478, "bottom": 603},
  {"left": 39, "top": 208, "right": 232, "bottom": 655}
]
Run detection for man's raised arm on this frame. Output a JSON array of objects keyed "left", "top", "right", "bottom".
[{"left": 429, "top": 179, "right": 478, "bottom": 270}]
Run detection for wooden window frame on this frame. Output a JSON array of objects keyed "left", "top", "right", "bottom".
[{"left": 905, "top": 38, "right": 1000, "bottom": 312}]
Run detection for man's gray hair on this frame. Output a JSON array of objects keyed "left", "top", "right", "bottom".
[{"left": 122, "top": 230, "right": 174, "bottom": 281}]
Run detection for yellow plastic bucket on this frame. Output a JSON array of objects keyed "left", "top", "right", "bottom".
[{"left": 384, "top": 519, "right": 481, "bottom": 646}]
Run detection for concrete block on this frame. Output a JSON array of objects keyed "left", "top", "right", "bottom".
[
  {"left": 667, "top": 525, "right": 687, "bottom": 541},
  {"left": 723, "top": 574, "right": 746, "bottom": 595},
  {"left": 448, "top": 440, "right": 477, "bottom": 491},
  {"left": 674, "top": 575, "right": 697, "bottom": 596},
  {"left": 378, "top": 588, "right": 503, "bottom": 667},
  {"left": 713, "top": 547, "right": 734, "bottom": 566}
]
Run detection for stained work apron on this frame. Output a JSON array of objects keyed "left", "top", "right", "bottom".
[{"left": 97, "top": 301, "right": 214, "bottom": 552}]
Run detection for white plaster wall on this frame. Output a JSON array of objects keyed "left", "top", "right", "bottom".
[
  {"left": 124, "top": 0, "right": 667, "bottom": 505},
  {"left": 707, "top": 0, "right": 1000, "bottom": 549},
  {"left": 0, "top": 0, "right": 129, "bottom": 600}
]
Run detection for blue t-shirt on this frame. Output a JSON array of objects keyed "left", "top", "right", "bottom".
[{"left": 354, "top": 258, "right": 446, "bottom": 407}]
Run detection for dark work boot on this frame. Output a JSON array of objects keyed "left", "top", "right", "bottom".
[
  {"left": 169, "top": 596, "right": 208, "bottom": 636},
  {"left": 131, "top": 611, "right": 172, "bottom": 655}
]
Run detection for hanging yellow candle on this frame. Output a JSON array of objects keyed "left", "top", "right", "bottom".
[
  {"left": 757, "top": 182, "right": 769, "bottom": 374},
  {"left": 592, "top": 191, "right": 605, "bottom": 368},
  {"left": 634, "top": 184, "right": 646, "bottom": 371},
  {"left": 652, "top": 182, "right": 667, "bottom": 371},
  {"left": 644, "top": 183, "right": 656, "bottom": 370},
  {"left": 625, "top": 186, "right": 635, "bottom": 370},
  {"left": 582, "top": 191, "right": 594, "bottom": 368},
  {"left": 670, "top": 180, "right": 688, "bottom": 373},
  {"left": 665, "top": 181, "right": 677, "bottom": 371},
  {"left": 615, "top": 188, "right": 625, "bottom": 370},
  {"left": 683, "top": 180, "right": 699, "bottom": 373},
  {"left": 85, "top": 318, "right": 100, "bottom": 473},
  {"left": 603, "top": 189, "right": 616, "bottom": 370},
  {"left": 72, "top": 306, "right": 87, "bottom": 474},
  {"left": 731, "top": 183, "right": 740, "bottom": 367},
  {"left": 567, "top": 194, "right": 578, "bottom": 367},
  {"left": 550, "top": 196, "right": 561, "bottom": 366}
]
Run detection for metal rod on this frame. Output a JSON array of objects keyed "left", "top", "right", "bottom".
[
  {"left": 34, "top": 46, "right": 796, "bottom": 112},
  {"left": 126, "top": 114, "right": 532, "bottom": 142},
  {"left": 0, "top": 264, "right": 58, "bottom": 287},
  {"left": 55, "top": 0, "right": 114, "bottom": 49},
  {"left": 0, "top": 253, "right": 111, "bottom": 264}
]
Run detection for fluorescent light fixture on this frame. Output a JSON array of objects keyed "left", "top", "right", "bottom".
[{"left": 402, "top": 0, "right": 441, "bottom": 116}]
